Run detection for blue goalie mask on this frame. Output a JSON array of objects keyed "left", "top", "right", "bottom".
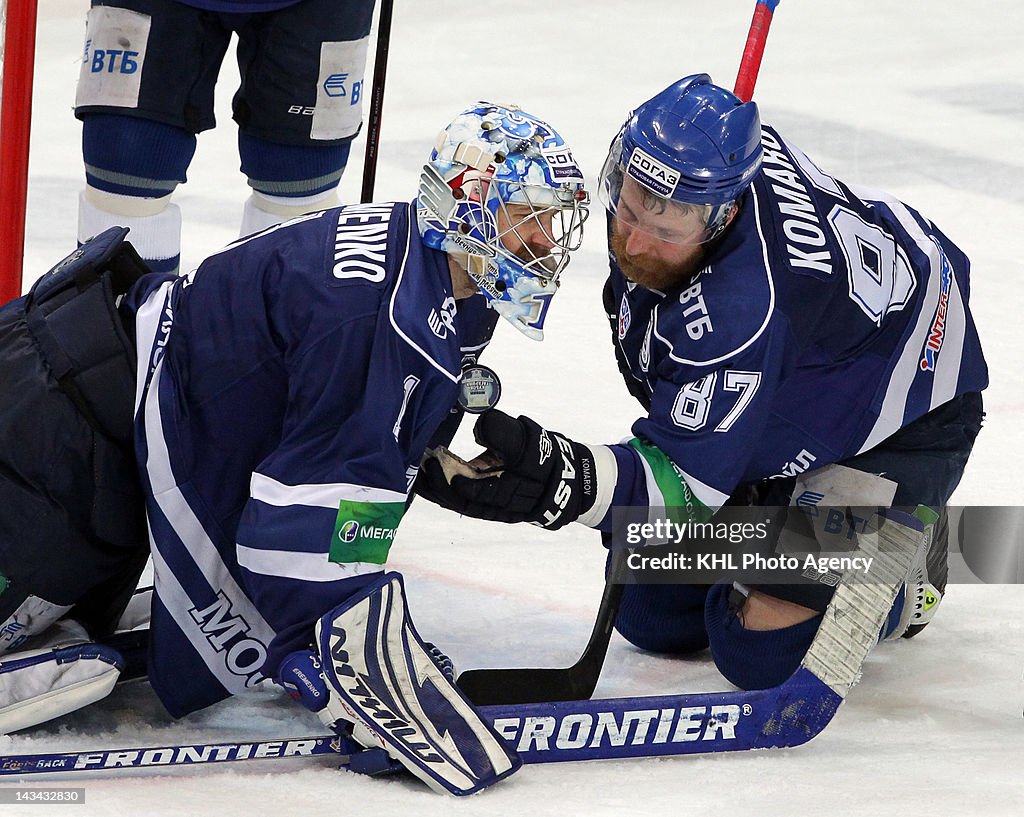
[
  {"left": 598, "top": 74, "right": 762, "bottom": 246},
  {"left": 417, "top": 102, "right": 590, "bottom": 340}
]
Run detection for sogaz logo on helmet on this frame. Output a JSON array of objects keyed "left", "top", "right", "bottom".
[
  {"left": 543, "top": 146, "right": 584, "bottom": 181},
  {"left": 627, "top": 148, "right": 680, "bottom": 197},
  {"left": 339, "top": 520, "right": 360, "bottom": 543}
]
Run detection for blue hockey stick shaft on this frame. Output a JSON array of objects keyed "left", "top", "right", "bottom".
[
  {"left": 0, "top": 674, "right": 837, "bottom": 777},
  {"left": 0, "top": 736, "right": 350, "bottom": 776}
]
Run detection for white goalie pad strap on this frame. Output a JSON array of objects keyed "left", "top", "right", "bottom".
[
  {"left": 0, "top": 621, "right": 124, "bottom": 735},
  {"left": 314, "top": 573, "right": 521, "bottom": 795},
  {"left": 0, "top": 597, "right": 74, "bottom": 656}
]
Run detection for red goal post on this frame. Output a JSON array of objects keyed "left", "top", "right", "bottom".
[{"left": 0, "top": 0, "right": 39, "bottom": 304}]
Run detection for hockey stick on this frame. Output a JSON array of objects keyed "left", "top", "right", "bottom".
[
  {"left": 486, "top": 511, "right": 918, "bottom": 762},
  {"left": 456, "top": 547, "right": 628, "bottom": 706},
  {"left": 734, "top": 0, "right": 780, "bottom": 102},
  {"left": 0, "top": 736, "right": 352, "bottom": 776},
  {"left": 360, "top": 0, "right": 395, "bottom": 203},
  {"left": 0, "top": 512, "right": 920, "bottom": 775}
]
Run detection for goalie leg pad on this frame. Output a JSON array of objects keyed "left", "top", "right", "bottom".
[
  {"left": 313, "top": 572, "right": 521, "bottom": 795},
  {"left": 0, "top": 620, "right": 124, "bottom": 735}
]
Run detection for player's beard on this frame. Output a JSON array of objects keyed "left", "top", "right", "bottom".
[{"left": 610, "top": 222, "right": 707, "bottom": 292}]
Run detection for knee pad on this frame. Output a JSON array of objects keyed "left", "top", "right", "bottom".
[
  {"left": 82, "top": 113, "right": 196, "bottom": 198},
  {"left": 614, "top": 583, "right": 710, "bottom": 654},
  {"left": 704, "top": 582, "right": 822, "bottom": 690},
  {"left": 238, "top": 130, "right": 351, "bottom": 197}
]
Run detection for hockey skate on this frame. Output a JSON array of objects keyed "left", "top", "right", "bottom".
[{"left": 882, "top": 507, "right": 947, "bottom": 640}]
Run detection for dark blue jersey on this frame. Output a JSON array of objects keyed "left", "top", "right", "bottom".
[
  {"left": 174, "top": 1, "right": 304, "bottom": 12},
  {"left": 129, "top": 202, "right": 496, "bottom": 716},
  {"left": 600, "top": 126, "right": 988, "bottom": 518}
]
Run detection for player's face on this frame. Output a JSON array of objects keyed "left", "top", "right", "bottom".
[
  {"left": 497, "top": 204, "right": 558, "bottom": 271},
  {"left": 610, "top": 178, "right": 708, "bottom": 290}
]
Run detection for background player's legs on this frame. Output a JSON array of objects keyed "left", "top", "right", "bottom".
[
  {"left": 79, "top": 115, "right": 195, "bottom": 273},
  {"left": 232, "top": 0, "right": 374, "bottom": 235},
  {"left": 237, "top": 133, "right": 351, "bottom": 236},
  {"left": 74, "top": 0, "right": 229, "bottom": 272}
]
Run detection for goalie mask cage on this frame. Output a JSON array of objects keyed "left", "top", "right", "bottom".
[{"left": 0, "top": 0, "right": 38, "bottom": 304}]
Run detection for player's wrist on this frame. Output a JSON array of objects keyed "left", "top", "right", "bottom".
[{"left": 575, "top": 444, "right": 617, "bottom": 528}]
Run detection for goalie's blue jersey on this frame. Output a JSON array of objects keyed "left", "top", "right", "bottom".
[
  {"left": 127, "top": 202, "right": 496, "bottom": 716},
  {"left": 604, "top": 125, "right": 988, "bottom": 515}
]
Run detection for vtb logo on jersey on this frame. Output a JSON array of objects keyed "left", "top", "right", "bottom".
[{"left": 323, "top": 73, "right": 349, "bottom": 97}]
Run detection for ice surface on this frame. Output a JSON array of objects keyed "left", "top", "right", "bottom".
[{"left": 7, "top": 1, "right": 1023, "bottom": 814}]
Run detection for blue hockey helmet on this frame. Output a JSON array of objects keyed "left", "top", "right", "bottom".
[
  {"left": 599, "top": 74, "right": 762, "bottom": 245},
  {"left": 417, "top": 102, "right": 589, "bottom": 340}
]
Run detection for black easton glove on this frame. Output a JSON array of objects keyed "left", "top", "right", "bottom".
[{"left": 416, "top": 410, "right": 603, "bottom": 530}]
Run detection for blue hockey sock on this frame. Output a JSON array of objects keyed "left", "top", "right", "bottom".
[
  {"left": 705, "top": 581, "right": 823, "bottom": 690},
  {"left": 82, "top": 114, "right": 195, "bottom": 198},
  {"left": 238, "top": 131, "right": 351, "bottom": 197},
  {"left": 614, "top": 582, "right": 710, "bottom": 654}
]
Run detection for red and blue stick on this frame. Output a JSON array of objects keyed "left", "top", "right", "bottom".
[{"left": 734, "top": 0, "right": 780, "bottom": 102}]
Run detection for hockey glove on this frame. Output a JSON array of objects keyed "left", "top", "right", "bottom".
[{"left": 417, "top": 409, "right": 607, "bottom": 530}]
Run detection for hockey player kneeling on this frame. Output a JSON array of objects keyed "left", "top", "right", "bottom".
[
  {"left": 278, "top": 573, "right": 519, "bottom": 795},
  {"left": 0, "top": 99, "right": 588, "bottom": 794}
]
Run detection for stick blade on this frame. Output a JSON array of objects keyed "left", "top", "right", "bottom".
[{"left": 457, "top": 666, "right": 596, "bottom": 706}]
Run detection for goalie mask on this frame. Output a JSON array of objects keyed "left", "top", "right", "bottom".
[{"left": 417, "top": 102, "right": 590, "bottom": 341}]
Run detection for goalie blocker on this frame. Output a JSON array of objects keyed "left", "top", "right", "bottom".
[{"left": 277, "top": 572, "right": 520, "bottom": 795}]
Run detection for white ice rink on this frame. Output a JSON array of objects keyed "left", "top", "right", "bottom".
[{"left": 6, "top": 1, "right": 1024, "bottom": 814}]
